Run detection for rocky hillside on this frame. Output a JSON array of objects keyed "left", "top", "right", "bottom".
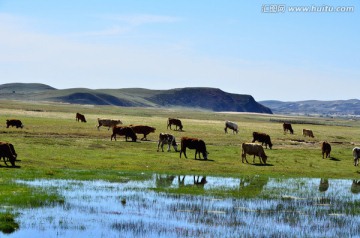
[{"left": 0, "top": 83, "right": 272, "bottom": 114}]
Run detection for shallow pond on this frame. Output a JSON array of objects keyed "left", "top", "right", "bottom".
[{"left": 3, "top": 174, "right": 360, "bottom": 237}]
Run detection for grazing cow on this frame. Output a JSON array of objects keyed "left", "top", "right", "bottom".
[
  {"left": 283, "top": 123, "right": 293, "bottom": 134},
  {"left": 180, "top": 137, "right": 208, "bottom": 160},
  {"left": 321, "top": 141, "right": 331, "bottom": 159},
  {"left": 224, "top": 121, "right": 238, "bottom": 134},
  {"left": 0, "top": 143, "right": 16, "bottom": 166},
  {"left": 353, "top": 147, "right": 360, "bottom": 166},
  {"left": 302, "top": 129, "right": 314, "bottom": 138},
  {"left": 6, "top": 119, "right": 23, "bottom": 129},
  {"left": 157, "top": 133, "right": 178, "bottom": 152},
  {"left": 97, "top": 118, "right": 122, "bottom": 130},
  {"left": 76, "top": 113, "right": 87, "bottom": 123},
  {"left": 252, "top": 132, "right": 273, "bottom": 149},
  {"left": 167, "top": 118, "right": 183, "bottom": 131},
  {"left": 0, "top": 142, "right": 17, "bottom": 160},
  {"left": 241, "top": 143, "right": 267, "bottom": 164},
  {"left": 130, "top": 125, "right": 156, "bottom": 141},
  {"left": 111, "top": 126, "right": 137, "bottom": 142}
]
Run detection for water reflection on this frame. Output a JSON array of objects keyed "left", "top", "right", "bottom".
[
  {"left": 4, "top": 175, "right": 360, "bottom": 237},
  {"left": 351, "top": 180, "right": 360, "bottom": 194},
  {"left": 319, "top": 178, "right": 329, "bottom": 192}
]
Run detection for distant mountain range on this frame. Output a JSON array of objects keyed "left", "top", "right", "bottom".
[
  {"left": 260, "top": 100, "right": 360, "bottom": 116},
  {"left": 0, "top": 83, "right": 272, "bottom": 114},
  {"left": 2, "top": 83, "right": 358, "bottom": 116}
]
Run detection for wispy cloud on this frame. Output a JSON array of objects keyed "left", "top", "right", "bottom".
[
  {"left": 72, "top": 14, "right": 182, "bottom": 37},
  {"left": 102, "top": 14, "right": 181, "bottom": 26}
]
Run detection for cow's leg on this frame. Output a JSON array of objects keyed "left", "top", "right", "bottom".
[
  {"left": 157, "top": 141, "right": 162, "bottom": 152},
  {"left": 182, "top": 149, "right": 187, "bottom": 158},
  {"left": 224, "top": 127, "right": 227, "bottom": 134},
  {"left": 111, "top": 133, "right": 116, "bottom": 141},
  {"left": 258, "top": 153, "right": 264, "bottom": 164},
  {"left": 167, "top": 142, "right": 171, "bottom": 152},
  {"left": 180, "top": 148, "right": 188, "bottom": 158},
  {"left": 2, "top": 157, "right": 8, "bottom": 166},
  {"left": 241, "top": 153, "right": 248, "bottom": 163},
  {"left": 195, "top": 150, "right": 201, "bottom": 159}
]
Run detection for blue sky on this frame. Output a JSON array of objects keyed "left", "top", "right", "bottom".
[{"left": 0, "top": 0, "right": 358, "bottom": 101}]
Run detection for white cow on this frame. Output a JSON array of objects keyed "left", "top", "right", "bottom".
[
  {"left": 224, "top": 121, "right": 238, "bottom": 134},
  {"left": 353, "top": 147, "right": 360, "bottom": 166}
]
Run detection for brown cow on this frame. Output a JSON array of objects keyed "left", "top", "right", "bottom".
[
  {"left": 167, "top": 118, "right": 183, "bottom": 131},
  {"left": 283, "top": 123, "right": 293, "bottom": 134},
  {"left": 241, "top": 143, "right": 267, "bottom": 164},
  {"left": 130, "top": 125, "right": 156, "bottom": 140},
  {"left": 0, "top": 142, "right": 16, "bottom": 166},
  {"left": 303, "top": 129, "right": 314, "bottom": 138},
  {"left": 180, "top": 137, "right": 208, "bottom": 160},
  {"left": 321, "top": 141, "right": 331, "bottom": 159},
  {"left": 157, "top": 133, "right": 178, "bottom": 152},
  {"left": 252, "top": 132, "right": 273, "bottom": 149},
  {"left": 6, "top": 119, "right": 23, "bottom": 129},
  {"left": 111, "top": 126, "right": 137, "bottom": 142},
  {"left": 76, "top": 113, "right": 87, "bottom": 123}
]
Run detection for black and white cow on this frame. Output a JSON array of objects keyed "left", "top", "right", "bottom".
[{"left": 157, "top": 133, "right": 178, "bottom": 152}]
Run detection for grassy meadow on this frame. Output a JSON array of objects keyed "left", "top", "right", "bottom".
[{"left": 1, "top": 99, "right": 360, "bottom": 230}]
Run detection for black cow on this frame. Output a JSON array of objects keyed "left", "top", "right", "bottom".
[
  {"left": 252, "top": 132, "right": 273, "bottom": 149},
  {"left": 111, "top": 126, "right": 137, "bottom": 142},
  {"left": 180, "top": 137, "right": 208, "bottom": 160},
  {"left": 6, "top": 119, "right": 23, "bottom": 129}
]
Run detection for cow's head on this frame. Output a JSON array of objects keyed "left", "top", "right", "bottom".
[
  {"left": 261, "top": 154, "right": 268, "bottom": 164},
  {"left": 269, "top": 142, "right": 273, "bottom": 149},
  {"left": 202, "top": 151, "right": 209, "bottom": 160}
]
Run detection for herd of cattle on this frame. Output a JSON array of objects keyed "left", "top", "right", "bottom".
[{"left": 1, "top": 114, "right": 360, "bottom": 168}]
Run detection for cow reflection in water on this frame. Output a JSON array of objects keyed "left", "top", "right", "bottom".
[
  {"left": 155, "top": 175, "right": 176, "bottom": 188},
  {"left": 177, "top": 175, "right": 207, "bottom": 188},
  {"left": 319, "top": 178, "right": 329, "bottom": 192},
  {"left": 351, "top": 180, "right": 360, "bottom": 194}
]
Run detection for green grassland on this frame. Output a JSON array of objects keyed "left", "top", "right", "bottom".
[
  {"left": 1, "top": 100, "right": 360, "bottom": 180},
  {"left": 1, "top": 99, "right": 360, "bottom": 231}
]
